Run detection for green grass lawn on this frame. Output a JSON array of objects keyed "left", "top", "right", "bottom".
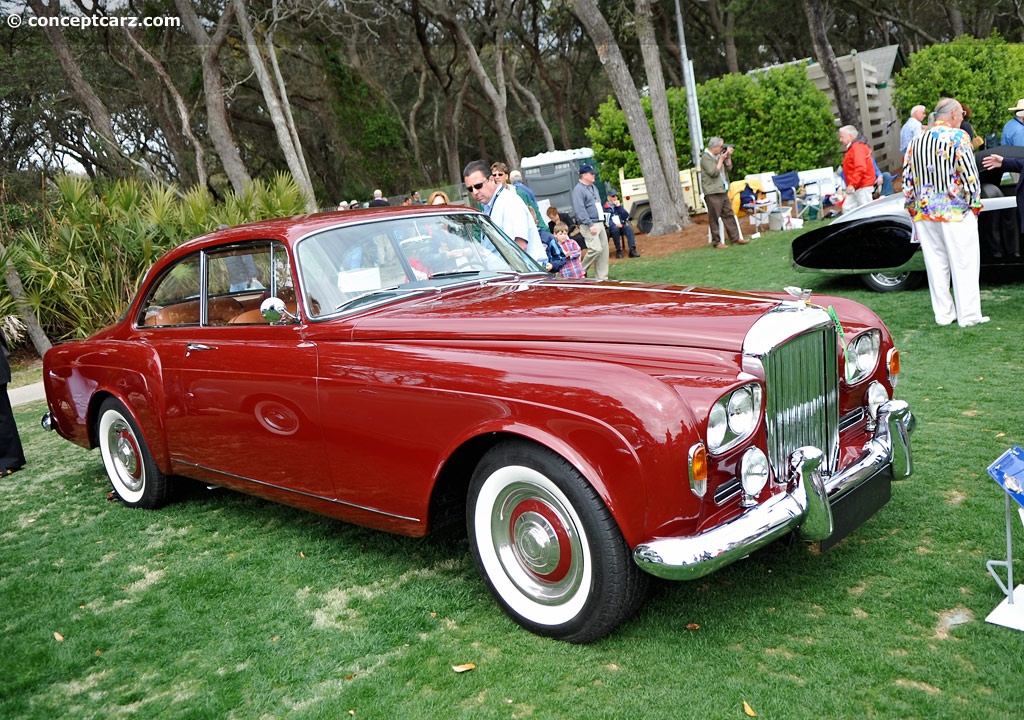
[{"left": 3, "top": 227, "right": 1021, "bottom": 719}]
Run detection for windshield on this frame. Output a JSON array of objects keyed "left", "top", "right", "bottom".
[{"left": 296, "top": 212, "right": 542, "bottom": 318}]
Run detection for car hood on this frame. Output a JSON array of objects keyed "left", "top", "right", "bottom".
[{"left": 345, "top": 279, "right": 786, "bottom": 352}]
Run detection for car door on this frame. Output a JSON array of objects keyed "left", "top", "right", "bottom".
[{"left": 138, "top": 241, "right": 331, "bottom": 499}]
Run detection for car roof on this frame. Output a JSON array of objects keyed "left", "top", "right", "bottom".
[{"left": 173, "top": 204, "right": 481, "bottom": 256}]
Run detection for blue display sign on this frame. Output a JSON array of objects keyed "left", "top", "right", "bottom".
[{"left": 988, "top": 446, "right": 1024, "bottom": 509}]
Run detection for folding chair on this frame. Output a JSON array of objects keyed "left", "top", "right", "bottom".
[
  {"left": 770, "top": 171, "right": 812, "bottom": 218},
  {"left": 738, "top": 183, "right": 770, "bottom": 234}
]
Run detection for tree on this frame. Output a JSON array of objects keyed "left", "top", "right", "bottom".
[
  {"left": 588, "top": 66, "right": 838, "bottom": 180},
  {"left": 569, "top": 0, "right": 686, "bottom": 236},
  {"left": 25, "top": 0, "right": 155, "bottom": 180},
  {"left": 175, "top": 0, "right": 252, "bottom": 195},
  {"left": 802, "top": 0, "right": 858, "bottom": 127},
  {"left": 893, "top": 35, "right": 1024, "bottom": 139},
  {"left": 231, "top": 0, "right": 317, "bottom": 211},
  {"left": 635, "top": 0, "right": 690, "bottom": 225}
]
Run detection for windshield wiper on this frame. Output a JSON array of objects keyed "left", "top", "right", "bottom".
[
  {"left": 428, "top": 270, "right": 484, "bottom": 279},
  {"left": 334, "top": 286, "right": 425, "bottom": 312}
]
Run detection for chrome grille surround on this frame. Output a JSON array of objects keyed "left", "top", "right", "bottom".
[{"left": 742, "top": 303, "right": 840, "bottom": 479}]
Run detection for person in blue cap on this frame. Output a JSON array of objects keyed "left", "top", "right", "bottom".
[{"left": 571, "top": 164, "right": 609, "bottom": 280}]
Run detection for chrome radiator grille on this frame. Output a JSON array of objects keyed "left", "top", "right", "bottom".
[{"left": 760, "top": 324, "right": 840, "bottom": 477}]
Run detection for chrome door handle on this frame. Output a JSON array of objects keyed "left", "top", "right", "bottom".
[{"left": 186, "top": 343, "right": 217, "bottom": 352}]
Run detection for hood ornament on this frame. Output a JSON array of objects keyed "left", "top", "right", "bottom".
[{"left": 784, "top": 286, "right": 813, "bottom": 306}]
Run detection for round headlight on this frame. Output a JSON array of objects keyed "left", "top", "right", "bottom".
[
  {"left": 708, "top": 401, "right": 728, "bottom": 450},
  {"left": 727, "top": 385, "right": 757, "bottom": 436},
  {"left": 846, "top": 330, "right": 881, "bottom": 383}
]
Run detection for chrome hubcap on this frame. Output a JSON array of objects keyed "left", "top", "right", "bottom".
[
  {"left": 513, "top": 509, "right": 562, "bottom": 578},
  {"left": 491, "top": 482, "right": 583, "bottom": 604},
  {"left": 108, "top": 419, "right": 143, "bottom": 491}
]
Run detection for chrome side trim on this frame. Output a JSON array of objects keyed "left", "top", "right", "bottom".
[{"left": 173, "top": 459, "right": 421, "bottom": 524}]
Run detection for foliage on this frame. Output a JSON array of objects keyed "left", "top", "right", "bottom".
[
  {"left": 323, "top": 51, "right": 414, "bottom": 199},
  {"left": 4, "top": 228, "right": 1024, "bottom": 718},
  {"left": 893, "top": 35, "right": 1024, "bottom": 140},
  {"left": 8, "top": 174, "right": 308, "bottom": 341},
  {"left": 588, "top": 65, "right": 838, "bottom": 180}
]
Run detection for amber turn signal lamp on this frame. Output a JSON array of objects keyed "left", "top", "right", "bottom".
[{"left": 689, "top": 443, "right": 708, "bottom": 499}]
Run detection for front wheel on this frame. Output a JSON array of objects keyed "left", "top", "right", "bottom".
[
  {"left": 860, "top": 271, "right": 925, "bottom": 292},
  {"left": 467, "top": 441, "right": 647, "bottom": 643},
  {"left": 97, "top": 397, "right": 170, "bottom": 508}
]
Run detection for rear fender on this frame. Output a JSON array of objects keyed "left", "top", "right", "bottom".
[{"left": 45, "top": 341, "right": 171, "bottom": 472}]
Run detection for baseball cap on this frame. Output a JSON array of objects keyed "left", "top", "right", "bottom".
[{"left": 578, "top": 164, "right": 596, "bottom": 175}]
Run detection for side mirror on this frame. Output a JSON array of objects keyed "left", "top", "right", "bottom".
[{"left": 260, "top": 297, "right": 297, "bottom": 323}]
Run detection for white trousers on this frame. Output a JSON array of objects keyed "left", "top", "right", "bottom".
[
  {"left": 914, "top": 214, "right": 984, "bottom": 327},
  {"left": 842, "top": 187, "right": 874, "bottom": 213}
]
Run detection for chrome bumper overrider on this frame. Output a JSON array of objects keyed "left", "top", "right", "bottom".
[{"left": 633, "top": 400, "right": 914, "bottom": 581}]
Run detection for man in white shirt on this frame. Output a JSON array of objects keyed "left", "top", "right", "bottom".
[
  {"left": 900, "top": 105, "right": 926, "bottom": 156},
  {"left": 463, "top": 160, "right": 545, "bottom": 263}
]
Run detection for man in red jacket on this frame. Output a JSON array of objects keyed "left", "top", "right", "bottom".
[{"left": 839, "top": 125, "right": 875, "bottom": 213}]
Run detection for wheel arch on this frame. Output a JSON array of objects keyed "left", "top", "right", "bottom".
[
  {"left": 427, "top": 416, "right": 655, "bottom": 549},
  {"left": 88, "top": 387, "right": 173, "bottom": 476}
]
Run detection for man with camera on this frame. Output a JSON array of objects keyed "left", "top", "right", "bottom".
[{"left": 699, "top": 137, "right": 747, "bottom": 248}]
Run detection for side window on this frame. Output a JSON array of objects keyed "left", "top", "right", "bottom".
[
  {"left": 206, "top": 242, "right": 296, "bottom": 325},
  {"left": 139, "top": 242, "right": 295, "bottom": 327},
  {"left": 139, "top": 256, "right": 201, "bottom": 327}
]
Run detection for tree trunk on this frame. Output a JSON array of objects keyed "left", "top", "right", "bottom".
[
  {"left": 706, "top": 0, "right": 740, "bottom": 75},
  {"left": 570, "top": 0, "right": 684, "bottom": 237},
  {"left": 121, "top": 27, "right": 208, "bottom": 189},
  {"left": 449, "top": 19, "right": 520, "bottom": 169},
  {"left": 408, "top": 70, "right": 429, "bottom": 181},
  {"left": 636, "top": 0, "right": 690, "bottom": 225},
  {"left": 265, "top": 8, "right": 316, "bottom": 201},
  {"left": 232, "top": 0, "right": 317, "bottom": 212},
  {"left": 508, "top": 66, "right": 556, "bottom": 153},
  {"left": 802, "top": 0, "right": 859, "bottom": 127},
  {"left": 945, "top": 6, "right": 965, "bottom": 37},
  {"left": 175, "top": 0, "right": 252, "bottom": 195},
  {"left": 2, "top": 257, "right": 52, "bottom": 358}
]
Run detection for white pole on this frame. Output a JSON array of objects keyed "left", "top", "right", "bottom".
[{"left": 675, "top": 0, "right": 703, "bottom": 166}]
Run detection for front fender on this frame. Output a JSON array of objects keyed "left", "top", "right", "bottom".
[{"left": 792, "top": 216, "right": 917, "bottom": 273}]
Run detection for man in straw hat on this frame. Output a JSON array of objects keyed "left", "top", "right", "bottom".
[{"left": 1001, "top": 99, "right": 1024, "bottom": 147}]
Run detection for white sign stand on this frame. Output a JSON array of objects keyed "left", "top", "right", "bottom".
[{"left": 985, "top": 447, "right": 1024, "bottom": 631}]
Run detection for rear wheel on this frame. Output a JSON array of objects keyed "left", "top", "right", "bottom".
[
  {"left": 860, "top": 271, "right": 925, "bottom": 293},
  {"left": 636, "top": 207, "right": 654, "bottom": 235},
  {"left": 97, "top": 397, "right": 170, "bottom": 508},
  {"left": 467, "top": 441, "right": 647, "bottom": 643}
]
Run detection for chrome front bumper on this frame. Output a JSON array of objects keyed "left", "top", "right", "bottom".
[{"left": 633, "top": 399, "right": 914, "bottom": 581}]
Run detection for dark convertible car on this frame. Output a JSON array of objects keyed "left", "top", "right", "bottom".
[
  {"left": 42, "top": 204, "right": 914, "bottom": 642},
  {"left": 792, "top": 145, "right": 1024, "bottom": 292}
]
